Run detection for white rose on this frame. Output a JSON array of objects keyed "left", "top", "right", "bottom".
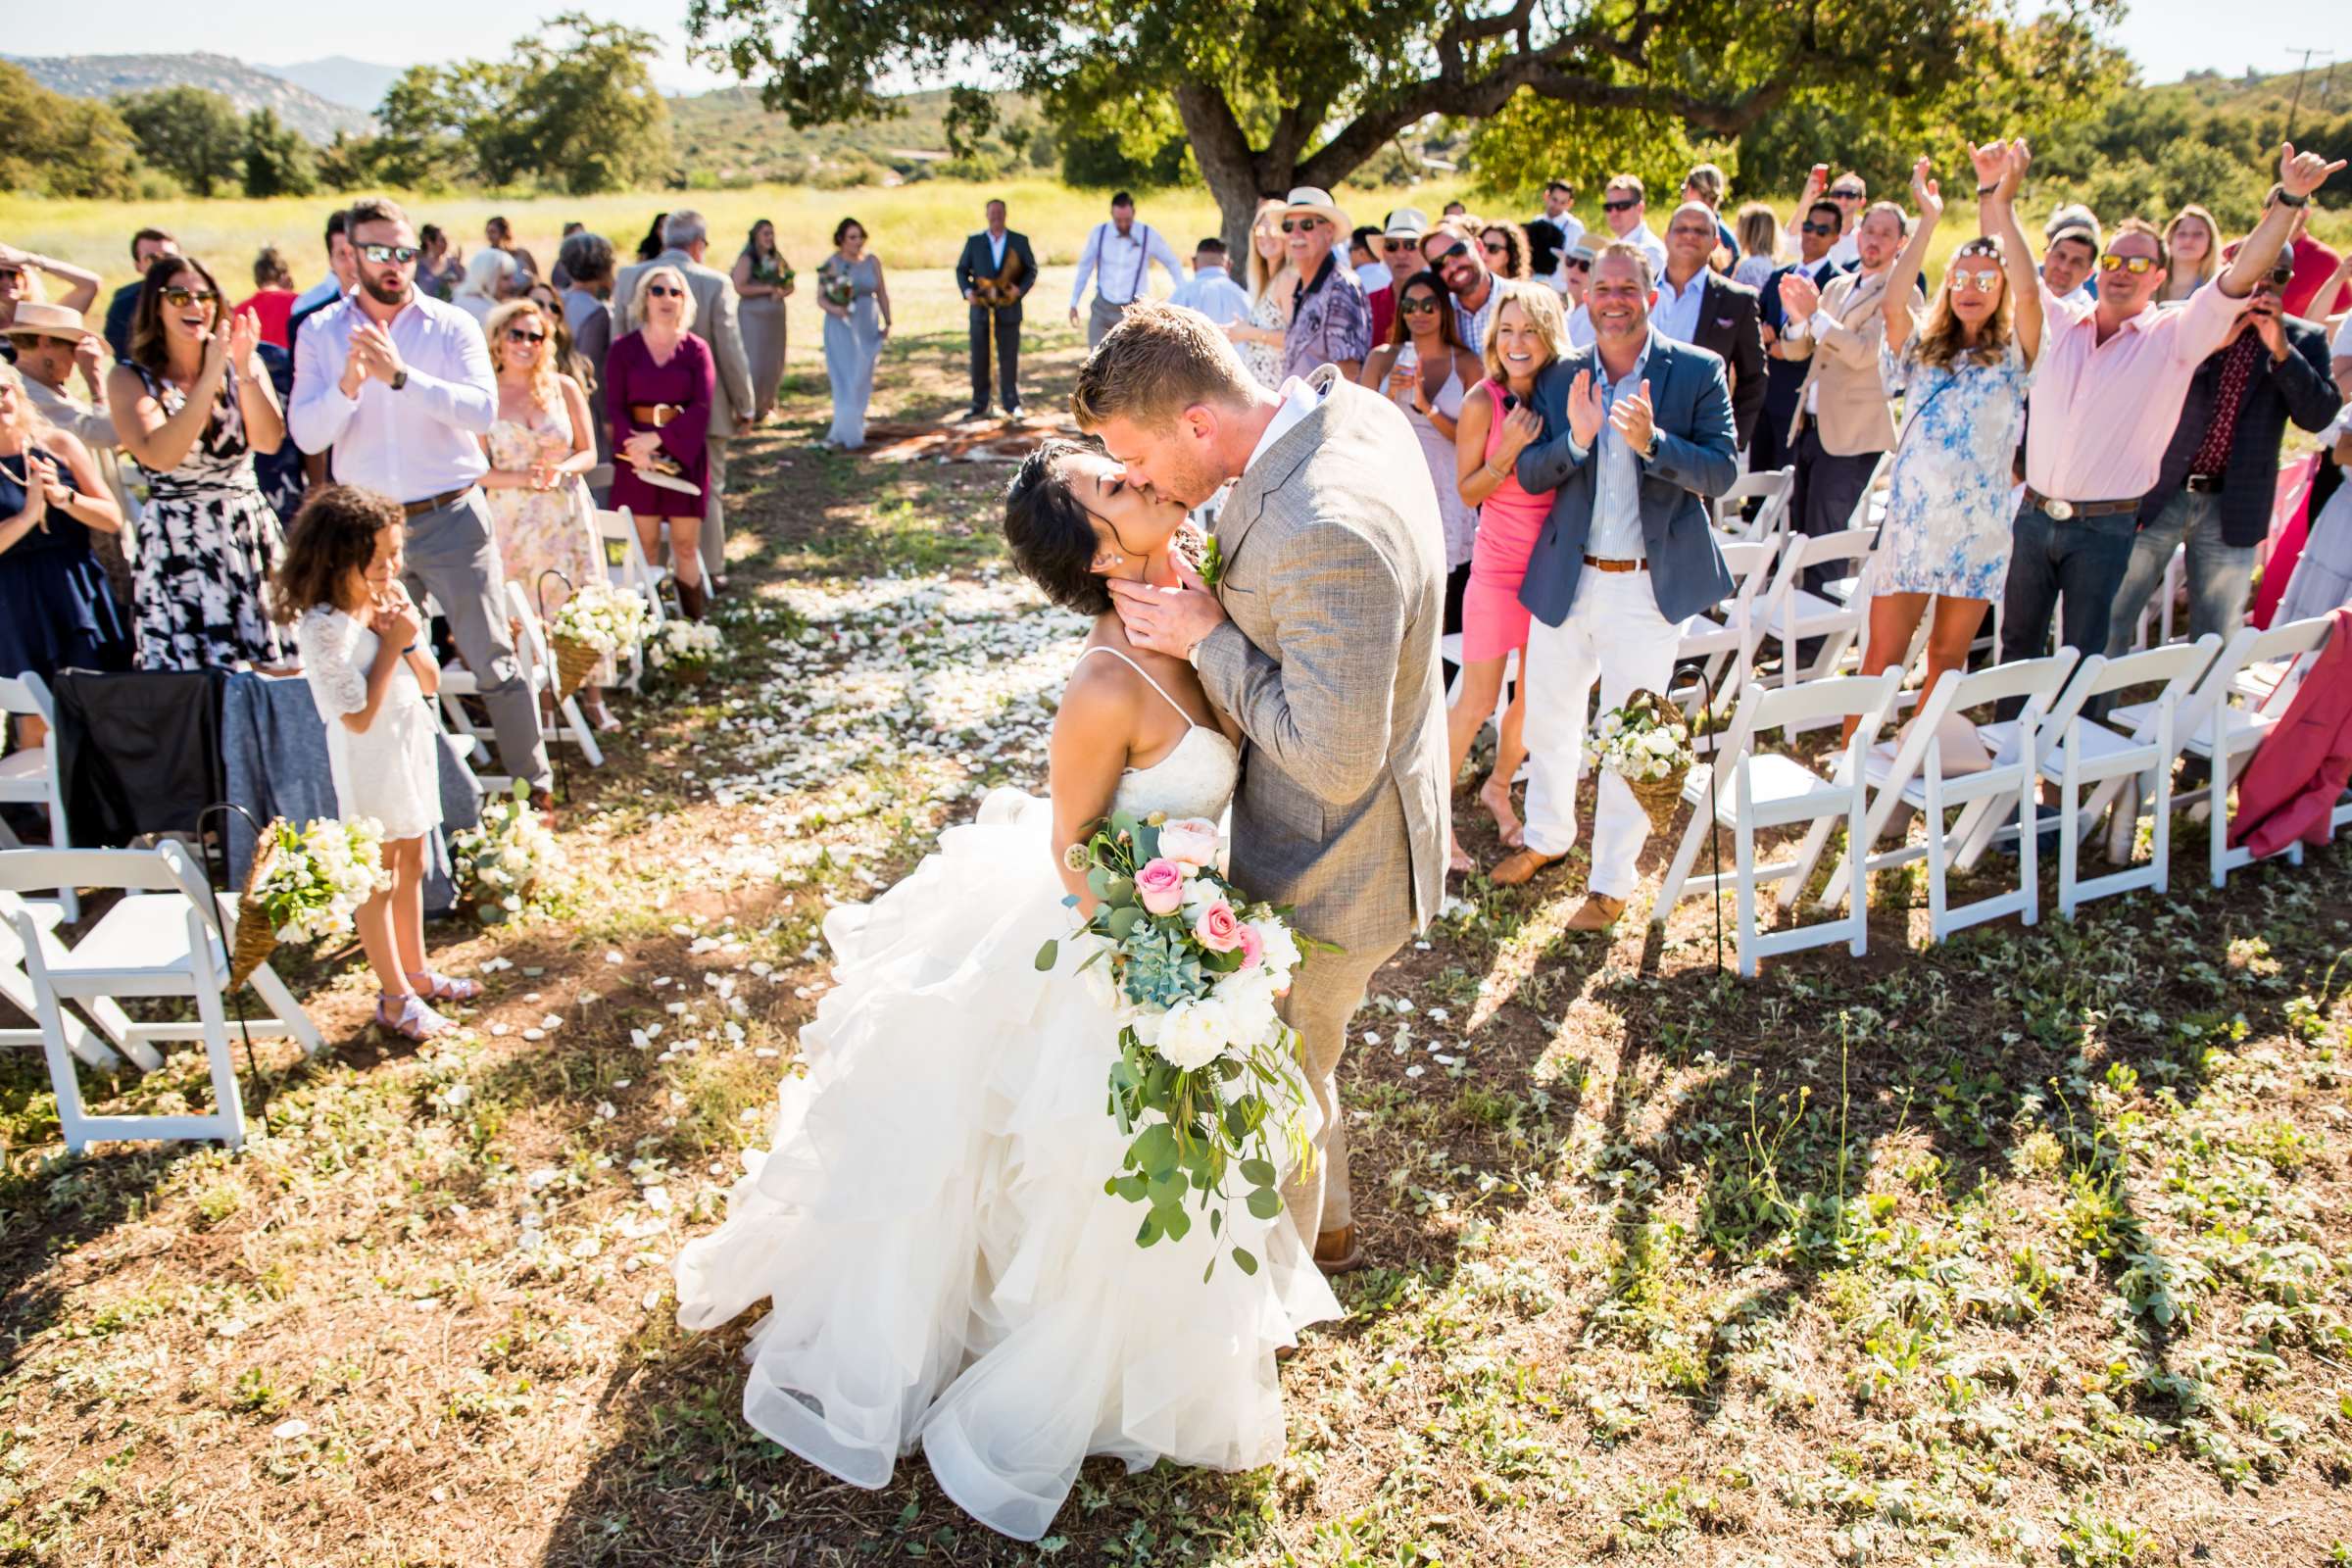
[
  {"left": 1154, "top": 996, "right": 1231, "bottom": 1071},
  {"left": 1250, "top": 917, "right": 1302, "bottom": 980},
  {"left": 1156, "top": 818, "right": 1221, "bottom": 870}
]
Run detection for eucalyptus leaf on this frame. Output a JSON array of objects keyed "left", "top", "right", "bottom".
[
  {"left": 1231, "top": 1247, "right": 1258, "bottom": 1276},
  {"left": 1161, "top": 1204, "right": 1192, "bottom": 1243},
  {"left": 1107, "top": 906, "right": 1142, "bottom": 941},
  {"left": 1246, "top": 1187, "right": 1282, "bottom": 1220},
  {"left": 1239, "top": 1158, "right": 1278, "bottom": 1188},
  {"left": 1033, "top": 939, "right": 1058, "bottom": 972}
]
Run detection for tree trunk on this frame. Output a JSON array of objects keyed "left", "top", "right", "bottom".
[{"left": 1171, "top": 82, "right": 1296, "bottom": 270}]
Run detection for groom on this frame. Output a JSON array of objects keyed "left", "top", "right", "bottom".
[{"left": 1078, "top": 303, "right": 1449, "bottom": 1276}]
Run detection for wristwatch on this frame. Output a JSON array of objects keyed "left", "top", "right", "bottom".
[
  {"left": 389, "top": 368, "right": 410, "bottom": 390},
  {"left": 1642, "top": 430, "right": 1662, "bottom": 461}
]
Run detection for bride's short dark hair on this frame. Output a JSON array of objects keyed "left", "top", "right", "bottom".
[{"left": 1004, "top": 438, "right": 1115, "bottom": 616}]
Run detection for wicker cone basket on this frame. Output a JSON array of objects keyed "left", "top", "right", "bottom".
[
  {"left": 226, "top": 819, "right": 286, "bottom": 992},
  {"left": 674, "top": 661, "right": 710, "bottom": 687},
  {"left": 1625, "top": 768, "right": 1690, "bottom": 836},
  {"left": 550, "top": 632, "right": 602, "bottom": 701}
]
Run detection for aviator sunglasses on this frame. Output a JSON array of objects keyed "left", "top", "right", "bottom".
[{"left": 359, "top": 243, "right": 419, "bottom": 265}]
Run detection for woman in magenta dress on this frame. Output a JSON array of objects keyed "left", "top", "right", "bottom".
[
  {"left": 607, "top": 264, "right": 715, "bottom": 619},
  {"left": 1447, "top": 282, "right": 1566, "bottom": 871}
]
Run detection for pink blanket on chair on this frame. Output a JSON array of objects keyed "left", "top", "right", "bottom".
[{"left": 2229, "top": 607, "right": 2352, "bottom": 858}]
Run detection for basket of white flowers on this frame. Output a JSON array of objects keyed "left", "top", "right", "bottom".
[
  {"left": 449, "top": 782, "right": 564, "bottom": 925},
  {"left": 649, "top": 619, "right": 723, "bottom": 686},
  {"left": 547, "top": 582, "right": 656, "bottom": 699},
  {"left": 235, "top": 816, "right": 393, "bottom": 988},
  {"left": 1585, "top": 688, "right": 1694, "bottom": 835}
]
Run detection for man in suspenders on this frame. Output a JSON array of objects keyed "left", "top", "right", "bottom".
[{"left": 1069, "top": 191, "right": 1186, "bottom": 348}]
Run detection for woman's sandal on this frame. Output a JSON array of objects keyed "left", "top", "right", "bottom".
[
  {"left": 408, "top": 969, "right": 482, "bottom": 1005},
  {"left": 375, "top": 992, "right": 453, "bottom": 1043}
]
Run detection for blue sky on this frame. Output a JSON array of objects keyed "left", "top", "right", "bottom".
[{"left": 3, "top": 0, "right": 2333, "bottom": 98}]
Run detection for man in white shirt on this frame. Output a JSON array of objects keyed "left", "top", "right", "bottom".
[
  {"left": 1069, "top": 191, "right": 1185, "bottom": 347},
  {"left": 290, "top": 195, "right": 551, "bottom": 805},
  {"left": 1598, "top": 174, "right": 1670, "bottom": 278},
  {"left": 1168, "top": 238, "right": 1251, "bottom": 325},
  {"left": 1348, "top": 225, "right": 1393, "bottom": 297}
]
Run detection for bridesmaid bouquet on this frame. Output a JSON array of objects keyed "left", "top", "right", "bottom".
[
  {"left": 1033, "top": 812, "right": 1317, "bottom": 1281},
  {"left": 450, "top": 783, "right": 564, "bottom": 925},
  {"left": 818, "top": 260, "right": 855, "bottom": 310},
  {"left": 1586, "top": 689, "right": 1695, "bottom": 833}
]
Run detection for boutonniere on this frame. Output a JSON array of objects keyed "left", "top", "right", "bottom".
[{"left": 1197, "top": 532, "right": 1224, "bottom": 590}]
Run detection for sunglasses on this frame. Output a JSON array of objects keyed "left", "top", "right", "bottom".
[
  {"left": 1398, "top": 296, "right": 1442, "bottom": 314},
  {"left": 1280, "top": 218, "right": 1325, "bottom": 233},
  {"left": 1601, "top": 198, "right": 1639, "bottom": 213},
  {"left": 1423, "top": 240, "right": 1468, "bottom": 265},
  {"left": 2098, "top": 254, "right": 2157, "bottom": 275},
  {"left": 505, "top": 327, "right": 548, "bottom": 344},
  {"left": 359, "top": 243, "right": 419, "bottom": 265},
  {"left": 1482, "top": 240, "right": 1508, "bottom": 255},
  {"left": 161, "top": 286, "right": 219, "bottom": 309},
  {"left": 1801, "top": 221, "right": 1839, "bottom": 236},
  {"left": 647, "top": 283, "right": 684, "bottom": 298},
  {"left": 1829, "top": 187, "right": 1865, "bottom": 200},
  {"left": 1563, "top": 258, "right": 1592, "bottom": 272},
  {"left": 1948, "top": 271, "right": 2003, "bottom": 293}
]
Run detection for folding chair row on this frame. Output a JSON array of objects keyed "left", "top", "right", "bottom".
[
  {"left": 596, "top": 505, "right": 669, "bottom": 694},
  {"left": 0, "top": 674, "right": 76, "bottom": 920},
  {"left": 433, "top": 580, "right": 605, "bottom": 786},
  {"left": 0, "top": 846, "right": 322, "bottom": 1152},
  {"left": 1712, "top": 466, "right": 1794, "bottom": 543}
]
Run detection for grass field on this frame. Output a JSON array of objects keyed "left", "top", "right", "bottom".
[{"left": 2, "top": 282, "right": 2350, "bottom": 1566}]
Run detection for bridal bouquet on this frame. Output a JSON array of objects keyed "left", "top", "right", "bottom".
[
  {"left": 1586, "top": 688, "right": 1694, "bottom": 833},
  {"left": 449, "top": 782, "right": 564, "bottom": 925},
  {"left": 1033, "top": 812, "right": 1316, "bottom": 1281}
]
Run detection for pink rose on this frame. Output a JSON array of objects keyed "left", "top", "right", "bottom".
[
  {"left": 1235, "top": 923, "right": 1264, "bottom": 969},
  {"left": 1193, "top": 901, "right": 1244, "bottom": 953},
  {"left": 1134, "top": 858, "right": 1186, "bottom": 916},
  {"left": 1156, "top": 817, "right": 1221, "bottom": 870}
]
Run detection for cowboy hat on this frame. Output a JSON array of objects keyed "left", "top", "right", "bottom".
[
  {"left": 1, "top": 300, "right": 95, "bottom": 345},
  {"left": 1382, "top": 208, "right": 1430, "bottom": 243},
  {"left": 1282, "top": 186, "right": 1349, "bottom": 233}
]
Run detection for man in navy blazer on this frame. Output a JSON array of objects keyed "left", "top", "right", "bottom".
[
  {"left": 1492, "top": 240, "right": 1739, "bottom": 929},
  {"left": 956, "top": 199, "right": 1039, "bottom": 417}
]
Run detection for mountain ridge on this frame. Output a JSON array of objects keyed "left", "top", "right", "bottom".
[{"left": 3, "top": 51, "right": 370, "bottom": 143}]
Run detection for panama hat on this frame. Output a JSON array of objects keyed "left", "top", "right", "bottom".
[
  {"left": 0, "top": 300, "right": 96, "bottom": 345},
  {"left": 1382, "top": 208, "right": 1430, "bottom": 242},
  {"left": 1282, "top": 186, "right": 1350, "bottom": 233}
]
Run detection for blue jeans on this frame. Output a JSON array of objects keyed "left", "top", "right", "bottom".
[
  {"left": 2102, "top": 488, "right": 2258, "bottom": 656},
  {"left": 1996, "top": 502, "right": 2138, "bottom": 719}
]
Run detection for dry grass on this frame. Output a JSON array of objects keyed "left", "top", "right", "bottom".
[{"left": 3, "top": 292, "right": 2351, "bottom": 1567}]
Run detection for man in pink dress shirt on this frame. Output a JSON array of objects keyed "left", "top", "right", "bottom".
[{"left": 1994, "top": 141, "right": 2347, "bottom": 669}]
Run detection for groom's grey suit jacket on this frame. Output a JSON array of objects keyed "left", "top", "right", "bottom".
[{"left": 1192, "top": 366, "right": 1449, "bottom": 955}]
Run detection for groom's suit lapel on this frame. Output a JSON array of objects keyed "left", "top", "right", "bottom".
[{"left": 1215, "top": 368, "right": 1344, "bottom": 591}]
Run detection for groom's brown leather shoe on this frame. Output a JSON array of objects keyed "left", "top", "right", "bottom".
[
  {"left": 1488, "top": 848, "right": 1561, "bottom": 888},
  {"left": 1566, "top": 894, "right": 1629, "bottom": 931},
  {"left": 1313, "top": 1226, "right": 1366, "bottom": 1275}
]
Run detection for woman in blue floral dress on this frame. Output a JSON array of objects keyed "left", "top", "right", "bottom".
[{"left": 1852, "top": 144, "right": 2045, "bottom": 727}]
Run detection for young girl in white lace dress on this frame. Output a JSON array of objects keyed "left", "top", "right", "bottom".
[{"left": 273, "top": 485, "right": 479, "bottom": 1042}]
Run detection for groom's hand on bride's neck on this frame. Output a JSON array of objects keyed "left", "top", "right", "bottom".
[{"left": 1107, "top": 560, "right": 1226, "bottom": 661}]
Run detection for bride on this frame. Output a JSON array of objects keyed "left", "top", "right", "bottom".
[{"left": 673, "top": 438, "right": 1341, "bottom": 1541}]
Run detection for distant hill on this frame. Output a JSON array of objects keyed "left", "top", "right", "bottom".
[
  {"left": 4, "top": 52, "right": 368, "bottom": 143},
  {"left": 260, "top": 56, "right": 400, "bottom": 115},
  {"left": 667, "top": 86, "right": 1041, "bottom": 186}
]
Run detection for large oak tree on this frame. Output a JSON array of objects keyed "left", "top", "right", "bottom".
[{"left": 686, "top": 0, "right": 2125, "bottom": 253}]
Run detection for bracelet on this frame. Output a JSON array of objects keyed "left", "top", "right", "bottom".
[
  {"left": 1977, "top": 184, "right": 1999, "bottom": 196},
  {"left": 2275, "top": 190, "right": 2310, "bottom": 209},
  {"left": 401, "top": 643, "right": 418, "bottom": 655}
]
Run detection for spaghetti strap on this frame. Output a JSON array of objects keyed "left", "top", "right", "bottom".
[{"left": 1077, "top": 644, "right": 1198, "bottom": 730}]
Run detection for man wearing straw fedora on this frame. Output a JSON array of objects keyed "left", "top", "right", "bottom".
[
  {"left": 1491, "top": 240, "right": 1739, "bottom": 932},
  {"left": 1278, "top": 186, "right": 1373, "bottom": 383}
]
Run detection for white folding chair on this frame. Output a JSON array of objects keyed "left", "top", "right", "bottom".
[
  {"left": 0, "top": 845, "right": 323, "bottom": 1152},
  {"left": 1712, "top": 466, "right": 1794, "bottom": 542},
  {"left": 1752, "top": 527, "right": 1879, "bottom": 719},
  {"left": 0, "top": 674, "right": 76, "bottom": 920},
  {"left": 596, "top": 506, "right": 668, "bottom": 693},
  {"left": 1981, "top": 638, "right": 2220, "bottom": 918},
  {"left": 1668, "top": 535, "right": 1778, "bottom": 743},
  {"left": 1801, "top": 653, "right": 2080, "bottom": 941},
  {"left": 2109, "top": 615, "right": 2335, "bottom": 888},
  {"left": 1651, "top": 669, "right": 1904, "bottom": 977},
  {"left": 0, "top": 891, "right": 139, "bottom": 1070},
  {"left": 506, "top": 582, "right": 605, "bottom": 768}
]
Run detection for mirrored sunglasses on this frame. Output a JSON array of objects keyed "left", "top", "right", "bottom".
[
  {"left": 359, "top": 243, "right": 419, "bottom": 265},
  {"left": 161, "top": 286, "right": 219, "bottom": 309},
  {"left": 1947, "top": 271, "right": 2003, "bottom": 293},
  {"left": 2098, "top": 254, "right": 2157, "bottom": 275},
  {"left": 1397, "top": 296, "right": 1443, "bottom": 314}
]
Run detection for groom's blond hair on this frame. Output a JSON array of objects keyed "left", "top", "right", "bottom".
[{"left": 1071, "top": 303, "right": 1257, "bottom": 431}]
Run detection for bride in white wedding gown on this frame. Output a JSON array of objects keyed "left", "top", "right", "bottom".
[{"left": 673, "top": 439, "right": 1341, "bottom": 1541}]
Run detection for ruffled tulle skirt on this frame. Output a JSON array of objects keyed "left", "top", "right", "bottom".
[{"left": 673, "top": 788, "right": 1341, "bottom": 1542}]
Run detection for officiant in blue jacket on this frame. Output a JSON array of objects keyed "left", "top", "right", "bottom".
[
  {"left": 1490, "top": 239, "right": 1738, "bottom": 932},
  {"left": 956, "top": 200, "right": 1039, "bottom": 419}
]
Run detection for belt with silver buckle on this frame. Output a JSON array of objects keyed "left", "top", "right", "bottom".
[
  {"left": 2183, "top": 472, "right": 2223, "bottom": 494},
  {"left": 2023, "top": 487, "right": 2140, "bottom": 521}
]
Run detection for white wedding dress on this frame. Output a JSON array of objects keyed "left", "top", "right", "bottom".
[{"left": 674, "top": 647, "right": 1342, "bottom": 1542}]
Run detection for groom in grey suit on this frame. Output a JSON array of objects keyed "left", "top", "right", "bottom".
[{"left": 1080, "top": 304, "right": 1449, "bottom": 1275}]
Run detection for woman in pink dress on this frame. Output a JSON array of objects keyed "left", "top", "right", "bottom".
[
  {"left": 1448, "top": 281, "right": 1568, "bottom": 870},
  {"left": 607, "top": 265, "right": 715, "bottom": 619}
]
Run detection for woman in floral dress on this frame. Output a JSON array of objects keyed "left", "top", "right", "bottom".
[
  {"left": 1222, "top": 199, "right": 1295, "bottom": 388},
  {"left": 1847, "top": 145, "right": 2045, "bottom": 742},
  {"left": 480, "top": 298, "right": 613, "bottom": 728},
  {"left": 107, "top": 255, "right": 291, "bottom": 670}
]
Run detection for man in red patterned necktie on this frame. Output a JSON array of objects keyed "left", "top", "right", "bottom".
[{"left": 2106, "top": 255, "right": 2344, "bottom": 653}]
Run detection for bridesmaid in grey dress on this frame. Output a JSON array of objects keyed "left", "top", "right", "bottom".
[
  {"left": 818, "top": 219, "right": 890, "bottom": 451},
  {"left": 732, "top": 219, "right": 795, "bottom": 422}
]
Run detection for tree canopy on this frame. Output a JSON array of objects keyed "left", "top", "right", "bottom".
[
  {"left": 0, "top": 62, "right": 143, "bottom": 200},
  {"left": 116, "top": 85, "right": 249, "bottom": 199},
  {"left": 685, "top": 0, "right": 2130, "bottom": 251}
]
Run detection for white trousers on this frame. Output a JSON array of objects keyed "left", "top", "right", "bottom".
[{"left": 1520, "top": 565, "right": 1684, "bottom": 900}]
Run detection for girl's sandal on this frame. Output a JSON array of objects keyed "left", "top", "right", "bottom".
[
  {"left": 408, "top": 969, "right": 482, "bottom": 1005},
  {"left": 376, "top": 993, "right": 453, "bottom": 1043}
]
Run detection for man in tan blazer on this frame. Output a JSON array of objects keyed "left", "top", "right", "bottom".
[
  {"left": 612, "top": 211, "right": 755, "bottom": 591},
  {"left": 1078, "top": 304, "right": 1449, "bottom": 1275},
  {"left": 1778, "top": 200, "right": 1907, "bottom": 585}
]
